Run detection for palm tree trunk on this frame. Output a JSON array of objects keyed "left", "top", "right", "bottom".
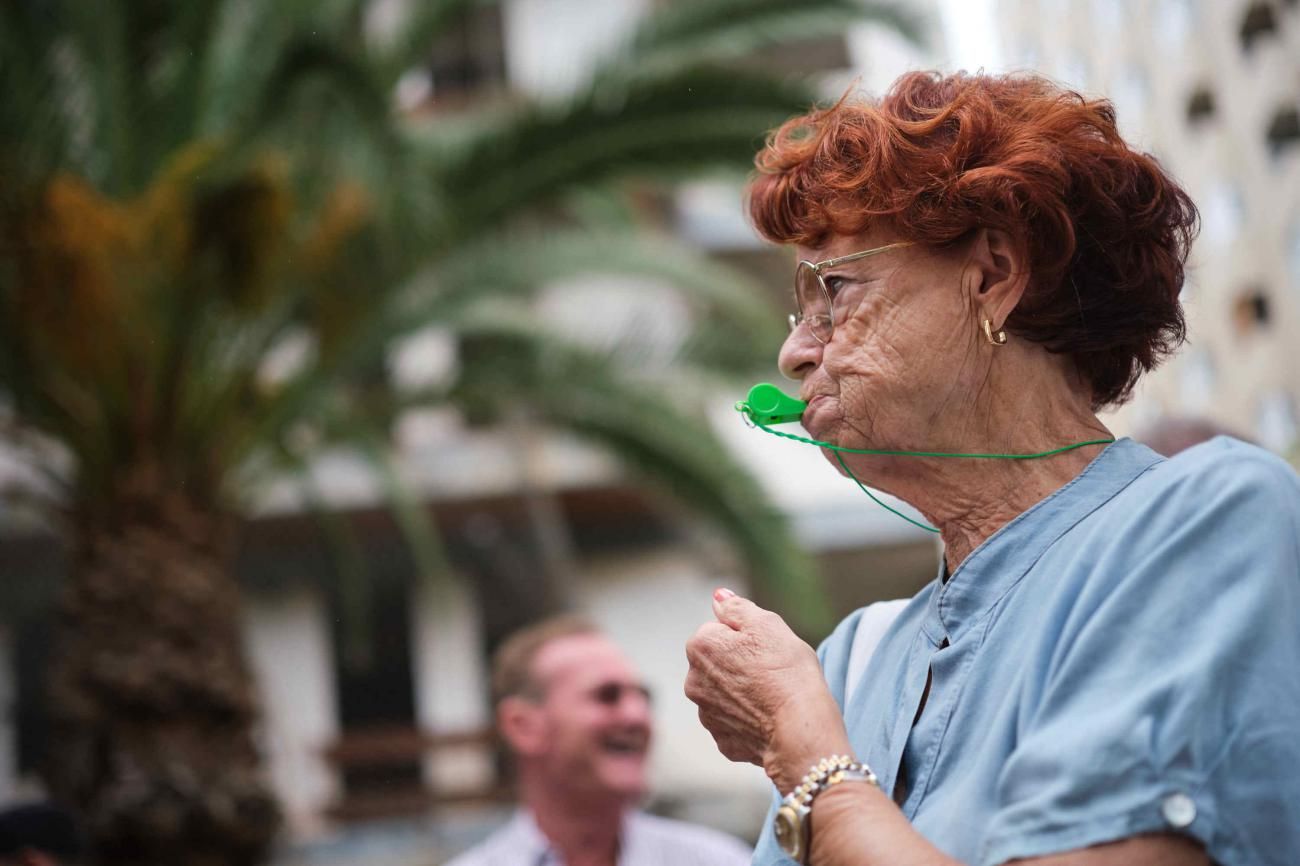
[{"left": 45, "top": 468, "right": 280, "bottom": 866}]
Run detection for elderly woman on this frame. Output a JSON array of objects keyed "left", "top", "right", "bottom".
[{"left": 685, "top": 72, "right": 1300, "bottom": 866}]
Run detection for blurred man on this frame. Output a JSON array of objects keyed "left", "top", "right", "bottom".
[
  {"left": 1135, "top": 414, "right": 1250, "bottom": 457},
  {"left": 447, "top": 616, "right": 751, "bottom": 866},
  {"left": 0, "top": 803, "right": 83, "bottom": 866}
]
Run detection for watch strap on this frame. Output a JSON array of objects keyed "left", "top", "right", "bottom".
[{"left": 774, "top": 755, "right": 878, "bottom": 863}]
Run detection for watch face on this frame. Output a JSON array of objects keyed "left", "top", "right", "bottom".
[{"left": 774, "top": 805, "right": 804, "bottom": 858}]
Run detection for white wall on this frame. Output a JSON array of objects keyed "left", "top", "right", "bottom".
[
  {"left": 503, "top": 0, "right": 649, "bottom": 98},
  {"left": 243, "top": 589, "right": 339, "bottom": 840},
  {"left": 410, "top": 573, "right": 494, "bottom": 794}
]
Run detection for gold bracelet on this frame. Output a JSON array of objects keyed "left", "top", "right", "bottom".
[{"left": 774, "top": 755, "right": 878, "bottom": 863}]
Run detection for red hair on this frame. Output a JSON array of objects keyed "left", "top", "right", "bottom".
[{"left": 748, "top": 71, "right": 1198, "bottom": 408}]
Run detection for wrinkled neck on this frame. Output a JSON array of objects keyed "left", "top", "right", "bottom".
[{"left": 840, "top": 357, "right": 1110, "bottom": 571}]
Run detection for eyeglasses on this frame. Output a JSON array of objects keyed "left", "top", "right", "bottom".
[
  {"left": 591, "top": 681, "right": 653, "bottom": 707},
  {"left": 788, "top": 241, "right": 915, "bottom": 344},
  {"left": 515, "top": 680, "right": 653, "bottom": 706}
]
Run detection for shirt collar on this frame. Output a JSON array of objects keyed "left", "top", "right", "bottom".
[
  {"left": 513, "top": 808, "right": 634, "bottom": 866},
  {"left": 509, "top": 810, "right": 555, "bottom": 865},
  {"left": 924, "top": 438, "right": 1163, "bottom": 644}
]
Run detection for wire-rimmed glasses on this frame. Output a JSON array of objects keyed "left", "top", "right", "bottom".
[{"left": 788, "top": 241, "right": 914, "bottom": 343}]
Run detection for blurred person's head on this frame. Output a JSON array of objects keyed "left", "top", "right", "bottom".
[
  {"left": 492, "top": 616, "right": 653, "bottom": 809},
  {"left": 0, "top": 803, "right": 83, "bottom": 866},
  {"left": 1136, "top": 415, "right": 1250, "bottom": 457}
]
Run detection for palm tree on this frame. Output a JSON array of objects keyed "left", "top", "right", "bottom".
[{"left": 0, "top": 1, "right": 917, "bottom": 863}]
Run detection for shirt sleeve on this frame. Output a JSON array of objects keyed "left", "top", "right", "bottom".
[{"left": 980, "top": 445, "right": 1300, "bottom": 866}]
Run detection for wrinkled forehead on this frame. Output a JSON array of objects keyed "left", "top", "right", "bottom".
[{"left": 531, "top": 633, "right": 640, "bottom": 695}]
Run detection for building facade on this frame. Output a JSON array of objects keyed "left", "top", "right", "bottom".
[{"left": 999, "top": 0, "right": 1300, "bottom": 455}]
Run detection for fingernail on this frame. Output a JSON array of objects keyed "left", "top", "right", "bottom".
[{"left": 714, "top": 587, "right": 736, "bottom": 601}]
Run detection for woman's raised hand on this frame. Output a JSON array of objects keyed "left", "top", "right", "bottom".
[{"left": 685, "top": 589, "right": 852, "bottom": 793}]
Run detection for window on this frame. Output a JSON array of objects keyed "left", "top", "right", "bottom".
[
  {"left": 1185, "top": 86, "right": 1216, "bottom": 125},
  {"left": 1239, "top": 2, "right": 1279, "bottom": 52},
  {"left": 429, "top": 4, "right": 506, "bottom": 98},
  {"left": 386, "top": 2, "right": 508, "bottom": 113},
  {"left": 1231, "top": 286, "right": 1272, "bottom": 336},
  {"left": 1265, "top": 105, "right": 1300, "bottom": 156}
]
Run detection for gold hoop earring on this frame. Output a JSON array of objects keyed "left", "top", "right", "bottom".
[{"left": 983, "top": 318, "right": 1008, "bottom": 346}]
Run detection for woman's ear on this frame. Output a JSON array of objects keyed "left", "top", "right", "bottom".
[
  {"left": 965, "top": 227, "right": 1030, "bottom": 329},
  {"left": 498, "top": 695, "right": 548, "bottom": 757}
]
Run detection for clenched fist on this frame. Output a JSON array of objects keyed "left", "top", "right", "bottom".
[{"left": 684, "top": 588, "right": 853, "bottom": 793}]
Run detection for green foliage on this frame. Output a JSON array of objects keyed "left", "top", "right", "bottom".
[
  {"left": 448, "top": 320, "right": 831, "bottom": 629},
  {"left": 622, "top": 0, "right": 922, "bottom": 80},
  {"left": 0, "top": 0, "right": 916, "bottom": 625},
  {"left": 426, "top": 67, "right": 815, "bottom": 243}
]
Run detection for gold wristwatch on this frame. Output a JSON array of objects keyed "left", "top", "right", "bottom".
[{"left": 774, "top": 755, "right": 878, "bottom": 863}]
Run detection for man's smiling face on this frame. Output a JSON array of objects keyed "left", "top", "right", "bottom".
[{"left": 528, "top": 633, "right": 653, "bottom": 802}]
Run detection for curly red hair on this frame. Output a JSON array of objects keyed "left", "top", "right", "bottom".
[{"left": 748, "top": 71, "right": 1198, "bottom": 408}]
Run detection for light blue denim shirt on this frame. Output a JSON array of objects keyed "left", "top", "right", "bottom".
[{"left": 753, "top": 437, "right": 1300, "bottom": 866}]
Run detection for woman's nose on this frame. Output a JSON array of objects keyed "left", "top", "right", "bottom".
[{"left": 778, "top": 324, "right": 822, "bottom": 381}]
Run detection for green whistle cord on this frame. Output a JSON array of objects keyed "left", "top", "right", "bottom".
[{"left": 743, "top": 410, "right": 1114, "bottom": 534}]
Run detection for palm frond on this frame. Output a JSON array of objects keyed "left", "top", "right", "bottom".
[
  {"left": 425, "top": 66, "right": 816, "bottom": 242},
  {"left": 224, "top": 36, "right": 396, "bottom": 172},
  {"left": 159, "top": 0, "right": 228, "bottom": 148},
  {"left": 198, "top": 0, "right": 361, "bottom": 137},
  {"left": 57, "top": 2, "right": 136, "bottom": 192},
  {"left": 446, "top": 320, "right": 830, "bottom": 632},
  {"left": 172, "top": 299, "right": 309, "bottom": 489},
  {"left": 410, "top": 227, "right": 784, "bottom": 371},
  {"left": 616, "top": 0, "right": 924, "bottom": 82},
  {"left": 318, "top": 409, "right": 455, "bottom": 583},
  {"left": 233, "top": 217, "right": 786, "bottom": 482},
  {"left": 0, "top": 263, "right": 133, "bottom": 502},
  {"left": 0, "top": 4, "right": 72, "bottom": 183}
]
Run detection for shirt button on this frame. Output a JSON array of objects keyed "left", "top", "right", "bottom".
[{"left": 1161, "top": 792, "right": 1197, "bottom": 828}]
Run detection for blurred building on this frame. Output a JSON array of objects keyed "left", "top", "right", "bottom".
[
  {"left": 998, "top": 0, "right": 1300, "bottom": 456},
  {"left": 0, "top": 1, "right": 952, "bottom": 863}
]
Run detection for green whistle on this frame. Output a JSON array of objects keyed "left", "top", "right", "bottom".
[{"left": 736, "top": 383, "right": 807, "bottom": 426}]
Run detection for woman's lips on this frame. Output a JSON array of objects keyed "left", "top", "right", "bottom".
[{"left": 802, "top": 395, "right": 830, "bottom": 426}]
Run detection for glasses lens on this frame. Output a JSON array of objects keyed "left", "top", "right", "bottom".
[
  {"left": 592, "top": 682, "right": 653, "bottom": 706},
  {"left": 794, "top": 262, "right": 833, "bottom": 343}
]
